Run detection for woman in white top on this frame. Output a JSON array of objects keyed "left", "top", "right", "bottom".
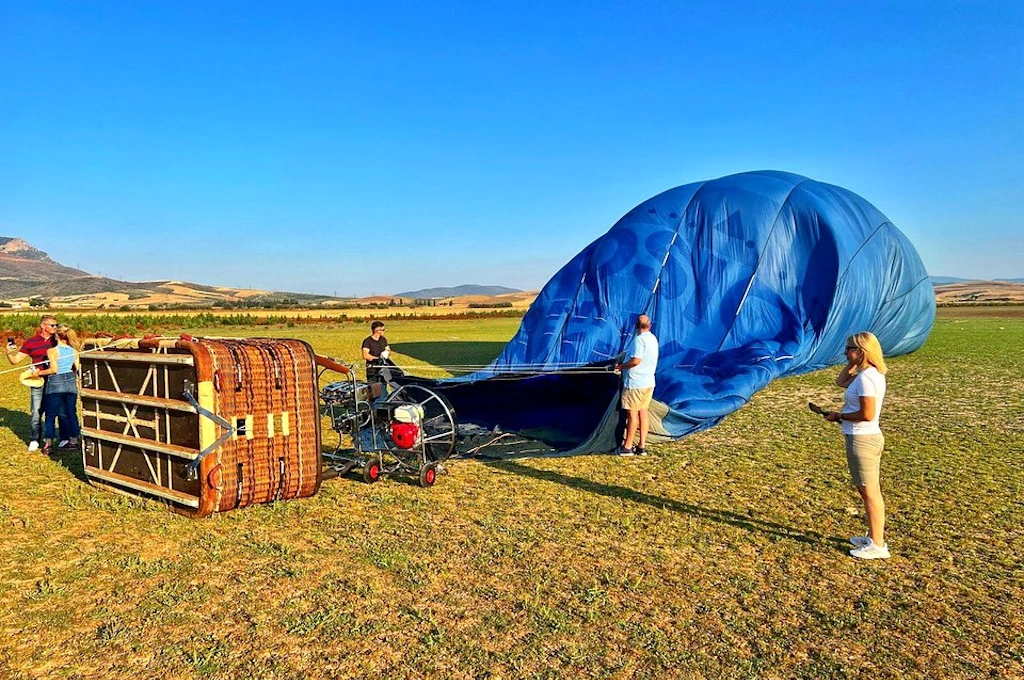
[{"left": 824, "top": 331, "right": 889, "bottom": 559}]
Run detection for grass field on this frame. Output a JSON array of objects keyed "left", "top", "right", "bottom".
[{"left": 0, "top": 313, "right": 1021, "bottom": 679}]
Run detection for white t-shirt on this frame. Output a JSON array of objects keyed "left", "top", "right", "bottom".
[
  {"left": 623, "top": 331, "right": 658, "bottom": 389},
  {"left": 842, "top": 366, "right": 886, "bottom": 435}
]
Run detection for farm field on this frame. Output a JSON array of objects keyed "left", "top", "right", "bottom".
[
  {"left": 0, "top": 291, "right": 539, "bottom": 320},
  {"left": 0, "top": 313, "right": 1021, "bottom": 679}
]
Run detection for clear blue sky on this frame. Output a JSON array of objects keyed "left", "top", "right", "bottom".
[{"left": 2, "top": 1, "right": 1021, "bottom": 296}]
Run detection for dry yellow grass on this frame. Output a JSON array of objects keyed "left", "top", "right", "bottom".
[
  {"left": 10, "top": 290, "right": 539, "bottom": 317},
  {"left": 935, "top": 280, "right": 1024, "bottom": 304},
  {"left": 34, "top": 280, "right": 541, "bottom": 313}
]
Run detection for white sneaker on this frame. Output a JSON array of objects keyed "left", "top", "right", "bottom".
[
  {"left": 27, "top": 441, "right": 39, "bottom": 452},
  {"left": 850, "top": 542, "right": 890, "bottom": 560},
  {"left": 849, "top": 534, "right": 872, "bottom": 548}
]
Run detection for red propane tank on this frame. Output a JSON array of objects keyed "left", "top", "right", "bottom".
[{"left": 390, "top": 422, "right": 420, "bottom": 449}]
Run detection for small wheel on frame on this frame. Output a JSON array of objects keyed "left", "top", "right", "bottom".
[
  {"left": 418, "top": 462, "right": 437, "bottom": 488},
  {"left": 362, "top": 460, "right": 382, "bottom": 484}
]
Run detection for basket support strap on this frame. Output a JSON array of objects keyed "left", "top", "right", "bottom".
[{"left": 182, "top": 382, "right": 236, "bottom": 480}]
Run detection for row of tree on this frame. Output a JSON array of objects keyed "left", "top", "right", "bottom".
[{"left": 0, "top": 309, "right": 526, "bottom": 336}]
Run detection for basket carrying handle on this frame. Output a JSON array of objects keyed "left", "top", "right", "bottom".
[{"left": 207, "top": 464, "right": 223, "bottom": 490}]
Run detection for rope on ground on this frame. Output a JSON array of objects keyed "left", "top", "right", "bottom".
[{"left": 461, "top": 432, "right": 515, "bottom": 455}]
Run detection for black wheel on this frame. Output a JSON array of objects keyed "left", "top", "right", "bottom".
[
  {"left": 362, "top": 459, "right": 382, "bottom": 484},
  {"left": 419, "top": 463, "right": 437, "bottom": 488}
]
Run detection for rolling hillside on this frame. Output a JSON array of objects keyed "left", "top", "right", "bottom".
[
  {"left": 0, "top": 237, "right": 536, "bottom": 311},
  {"left": 934, "top": 280, "right": 1024, "bottom": 304},
  {"left": 0, "top": 237, "right": 335, "bottom": 309},
  {"left": 4, "top": 236, "right": 1020, "bottom": 310}
]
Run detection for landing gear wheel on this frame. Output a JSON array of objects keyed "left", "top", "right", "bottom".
[
  {"left": 362, "top": 460, "right": 381, "bottom": 484},
  {"left": 419, "top": 463, "right": 437, "bottom": 488}
]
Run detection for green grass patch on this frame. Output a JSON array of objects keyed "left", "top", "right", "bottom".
[{"left": 0, "top": 316, "right": 1020, "bottom": 678}]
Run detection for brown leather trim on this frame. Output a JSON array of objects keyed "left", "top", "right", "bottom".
[{"left": 315, "top": 354, "right": 350, "bottom": 375}]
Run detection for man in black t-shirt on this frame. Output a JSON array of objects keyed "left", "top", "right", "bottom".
[{"left": 361, "top": 320, "right": 390, "bottom": 397}]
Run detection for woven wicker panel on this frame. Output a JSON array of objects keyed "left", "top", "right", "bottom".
[{"left": 200, "top": 339, "right": 321, "bottom": 513}]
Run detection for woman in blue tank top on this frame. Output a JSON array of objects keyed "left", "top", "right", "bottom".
[{"left": 36, "top": 324, "right": 81, "bottom": 456}]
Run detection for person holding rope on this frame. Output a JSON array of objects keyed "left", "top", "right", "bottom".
[
  {"left": 361, "top": 320, "right": 392, "bottom": 399},
  {"left": 820, "top": 331, "right": 890, "bottom": 560},
  {"left": 35, "top": 324, "right": 82, "bottom": 455},
  {"left": 614, "top": 314, "right": 659, "bottom": 456},
  {"left": 5, "top": 314, "right": 58, "bottom": 452}
]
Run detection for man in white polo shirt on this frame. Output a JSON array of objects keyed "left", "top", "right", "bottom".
[{"left": 614, "top": 314, "right": 659, "bottom": 456}]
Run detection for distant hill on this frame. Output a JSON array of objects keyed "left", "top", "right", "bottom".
[
  {"left": 0, "top": 237, "right": 537, "bottom": 311},
  {"left": 934, "top": 280, "right": 1024, "bottom": 304},
  {"left": 0, "top": 237, "right": 63, "bottom": 262},
  {"left": 0, "top": 237, "right": 91, "bottom": 281},
  {"left": 931, "top": 276, "right": 1023, "bottom": 286},
  {"left": 395, "top": 284, "right": 522, "bottom": 299},
  {"left": 930, "top": 276, "right": 975, "bottom": 285},
  {"left": 0, "top": 236, "right": 340, "bottom": 309},
  {"left": 0, "top": 237, "right": 132, "bottom": 299}
]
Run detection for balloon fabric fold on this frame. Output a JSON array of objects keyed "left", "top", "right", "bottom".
[{"left": 409, "top": 171, "right": 935, "bottom": 451}]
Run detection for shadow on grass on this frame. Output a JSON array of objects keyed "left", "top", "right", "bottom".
[
  {"left": 0, "top": 406, "right": 30, "bottom": 440},
  {"left": 48, "top": 445, "right": 89, "bottom": 483},
  {"left": 0, "top": 405, "right": 89, "bottom": 482},
  {"left": 393, "top": 341, "right": 507, "bottom": 373},
  {"left": 326, "top": 465, "right": 427, "bottom": 489},
  {"left": 490, "top": 459, "right": 848, "bottom": 550}
]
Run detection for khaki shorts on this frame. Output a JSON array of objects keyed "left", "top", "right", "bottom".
[
  {"left": 621, "top": 386, "right": 654, "bottom": 411},
  {"left": 844, "top": 433, "right": 884, "bottom": 487}
]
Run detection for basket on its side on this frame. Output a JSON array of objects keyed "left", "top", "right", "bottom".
[{"left": 79, "top": 337, "right": 321, "bottom": 518}]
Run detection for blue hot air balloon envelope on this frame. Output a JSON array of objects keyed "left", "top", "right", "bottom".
[{"left": 401, "top": 170, "right": 935, "bottom": 453}]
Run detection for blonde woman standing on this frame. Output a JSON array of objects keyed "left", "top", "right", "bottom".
[
  {"left": 824, "top": 331, "right": 890, "bottom": 559},
  {"left": 34, "top": 324, "right": 82, "bottom": 455}
]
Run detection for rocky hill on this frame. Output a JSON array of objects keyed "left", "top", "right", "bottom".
[
  {"left": 0, "top": 237, "right": 533, "bottom": 311},
  {"left": 0, "top": 237, "right": 336, "bottom": 309},
  {"left": 0, "top": 237, "right": 91, "bottom": 284}
]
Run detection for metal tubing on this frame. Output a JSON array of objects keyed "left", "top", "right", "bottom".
[
  {"left": 87, "top": 352, "right": 195, "bottom": 366},
  {"left": 79, "top": 388, "right": 196, "bottom": 412},
  {"left": 84, "top": 468, "right": 200, "bottom": 508},
  {"left": 82, "top": 427, "right": 201, "bottom": 460}
]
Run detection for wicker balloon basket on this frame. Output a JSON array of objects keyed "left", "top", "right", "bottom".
[{"left": 79, "top": 336, "right": 322, "bottom": 518}]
